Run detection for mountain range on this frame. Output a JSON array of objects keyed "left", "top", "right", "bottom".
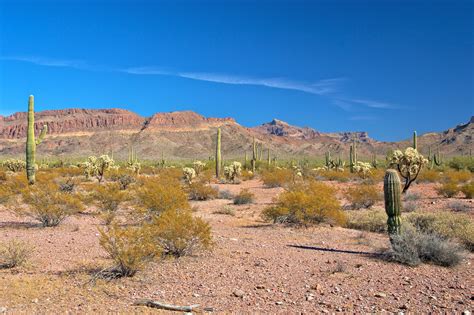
[{"left": 0, "top": 108, "right": 472, "bottom": 160}]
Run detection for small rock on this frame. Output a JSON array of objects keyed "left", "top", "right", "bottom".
[
  {"left": 256, "top": 285, "right": 265, "bottom": 289},
  {"left": 375, "top": 292, "right": 387, "bottom": 298},
  {"left": 306, "top": 295, "right": 315, "bottom": 301},
  {"left": 275, "top": 301, "right": 283, "bottom": 305},
  {"left": 32, "top": 298, "right": 39, "bottom": 304},
  {"left": 0, "top": 307, "right": 7, "bottom": 314},
  {"left": 462, "top": 311, "right": 471, "bottom": 315},
  {"left": 400, "top": 304, "right": 409, "bottom": 310},
  {"left": 233, "top": 289, "right": 245, "bottom": 298},
  {"left": 192, "top": 293, "right": 200, "bottom": 297}
]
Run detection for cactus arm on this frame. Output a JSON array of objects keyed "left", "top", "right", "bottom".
[{"left": 35, "top": 124, "right": 48, "bottom": 145}]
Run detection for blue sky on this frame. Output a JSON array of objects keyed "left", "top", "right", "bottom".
[{"left": 0, "top": 0, "right": 472, "bottom": 141}]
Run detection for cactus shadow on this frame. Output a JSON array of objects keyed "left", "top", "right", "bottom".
[{"left": 288, "top": 244, "right": 382, "bottom": 257}]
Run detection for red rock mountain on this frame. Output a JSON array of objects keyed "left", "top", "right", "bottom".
[{"left": 0, "top": 109, "right": 472, "bottom": 159}]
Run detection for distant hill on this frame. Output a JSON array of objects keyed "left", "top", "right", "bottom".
[{"left": 0, "top": 108, "right": 472, "bottom": 160}]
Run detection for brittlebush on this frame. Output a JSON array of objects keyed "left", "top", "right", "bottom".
[{"left": 263, "top": 181, "right": 346, "bottom": 226}]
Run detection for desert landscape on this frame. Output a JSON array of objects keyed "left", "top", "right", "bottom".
[{"left": 1, "top": 0, "right": 473, "bottom": 314}]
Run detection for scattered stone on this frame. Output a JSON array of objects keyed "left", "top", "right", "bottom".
[
  {"left": 275, "top": 301, "right": 283, "bottom": 305},
  {"left": 256, "top": 285, "right": 265, "bottom": 289},
  {"left": 0, "top": 307, "right": 7, "bottom": 314},
  {"left": 375, "top": 292, "right": 387, "bottom": 298},
  {"left": 192, "top": 293, "right": 200, "bottom": 297},
  {"left": 233, "top": 289, "right": 245, "bottom": 298},
  {"left": 461, "top": 311, "right": 471, "bottom": 315}
]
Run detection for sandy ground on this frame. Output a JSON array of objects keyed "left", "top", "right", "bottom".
[{"left": 0, "top": 179, "right": 472, "bottom": 314}]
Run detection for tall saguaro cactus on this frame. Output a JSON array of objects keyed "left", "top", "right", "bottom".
[
  {"left": 384, "top": 169, "right": 402, "bottom": 236},
  {"left": 215, "top": 128, "right": 222, "bottom": 178},
  {"left": 413, "top": 131, "right": 417, "bottom": 150},
  {"left": 26, "top": 95, "right": 47, "bottom": 185},
  {"left": 349, "top": 138, "right": 357, "bottom": 173},
  {"left": 251, "top": 136, "right": 257, "bottom": 172}
]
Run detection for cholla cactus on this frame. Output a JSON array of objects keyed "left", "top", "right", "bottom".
[
  {"left": 127, "top": 162, "right": 141, "bottom": 176},
  {"left": 182, "top": 167, "right": 196, "bottom": 184},
  {"left": 192, "top": 161, "right": 206, "bottom": 175},
  {"left": 224, "top": 161, "right": 242, "bottom": 183},
  {"left": 2, "top": 159, "right": 26, "bottom": 172},
  {"left": 81, "top": 155, "right": 115, "bottom": 182},
  {"left": 388, "top": 147, "right": 428, "bottom": 193},
  {"left": 353, "top": 161, "right": 372, "bottom": 178}
]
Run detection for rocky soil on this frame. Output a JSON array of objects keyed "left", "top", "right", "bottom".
[{"left": 0, "top": 179, "right": 472, "bottom": 314}]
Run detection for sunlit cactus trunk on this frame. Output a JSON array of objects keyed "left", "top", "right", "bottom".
[
  {"left": 413, "top": 131, "right": 417, "bottom": 150},
  {"left": 215, "top": 128, "right": 221, "bottom": 178},
  {"left": 384, "top": 169, "right": 402, "bottom": 236},
  {"left": 26, "top": 95, "right": 47, "bottom": 185},
  {"left": 251, "top": 136, "right": 257, "bottom": 172}
]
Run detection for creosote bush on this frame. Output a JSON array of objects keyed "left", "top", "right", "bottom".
[
  {"left": 17, "top": 181, "right": 83, "bottom": 227},
  {"left": 233, "top": 188, "right": 254, "bottom": 205},
  {"left": 436, "top": 182, "right": 460, "bottom": 198},
  {"left": 147, "top": 209, "right": 212, "bottom": 257},
  {"left": 386, "top": 223, "right": 464, "bottom": 267},
  {"left": 110, "top": 172, "right": 136, "bottom": 190},
  {"left": 90, "top": 183, "right": 129, "bottom": 224},
  {"left": 417, "top": 169, "right": 441, "bottom": 183},
  {"left": 187, "top": 181, "right": 218, "bottom": 201},
  {"left": 263, "top": 181, "right": 346, "bottom": 226},
  {"left": 99, "top": 223, "right": 157, "bottom": 278},
  {"left": 443, "top": 170, "right": 472, "bottom": 184},
  {"left": 0, "top": 240, "right": 31, "bottom": 269},
  {"left": 261, "top": 168, "right": 294, "bottom": 188},
  {"left": 346, "top": 184, "right": 382, "bottom": 209},
  {"left": 136, "top": 177, "right": 189, "bottom": 219},
  {"left": 346, "top": 208, "right": 387, "bottom": 233},
  {"left": 460, "top": 182, "right": 473, "bottom": 199}
]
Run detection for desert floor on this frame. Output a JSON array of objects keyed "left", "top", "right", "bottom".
[{"left": 0, "top": 179, "right": 472, "bottom": 314}]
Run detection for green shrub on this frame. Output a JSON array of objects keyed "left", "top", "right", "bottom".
[
  {"left": 460, "top": 182, "right": 473, "bottom": 199},
  {"left": 233, "top": 188, "right": 254, "bottom": 205},
  {"left": 187, "top": 181, "right": 218, "bottom": 201},
  {"left": 90, "top": 183, "right": 129, "bottom": 224},
  {"left": 436, "top": 182, "right": 460, "bottom": 198},
  {"left": 263, "top": 181, "right": 346, "bottom": 226},
  {"left": 0, "top": 240, "right": 31, "bottom": 269}
]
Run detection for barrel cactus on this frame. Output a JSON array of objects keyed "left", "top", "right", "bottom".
[{"left": 384, "top": 169, "right": 402, "bottom": 235}]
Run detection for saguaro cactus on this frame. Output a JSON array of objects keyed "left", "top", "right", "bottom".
[
  {"left": 267, "top": 148, "right": 271, "bottom": 166},
  {"left": 349, "top": 139, "right": 357, "bottom": 173},
  {"left": 26, "top": 95, "right": 47, "bottom": 185},
  {"left": 384, "top": 169, "right": 402, "bottom": 235},
  {"left": 413, "top": 131, "right": 417, "bottom": 150},
  {"left": 215, "top": 128, "right": 222, "bottom": 178},
  {"left": 251, "top": 137, "right": 257, "bottom": 172}
]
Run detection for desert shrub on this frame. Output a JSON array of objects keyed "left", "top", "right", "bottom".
[
  {"left": 214, "top": 205, "right": 235, "bottom": 216},
  {"left": 364, "top": 168, "right": 385, "bottom": 184},
  {"left": 199, "top": 168, "right": 214, "bottom": 184},
  {"left": 217, "top": 189, "right": 234, "bottom": 200},
  {"left": 443, "top": 170, "right": 472, "bottom": 184},
  {"left": 345, "top": 184, "right": 382, "bottom": 209},
  {"left": 136, "top": 178, "right": 189, "bottom": 218},
  {"left": 403, "top": 191, "right": 421, "bottom": 202},
  {"left": 460, "top": 182, "right": 473, "bottom": 199},
  {"left": 0, "top": 240, "right": 31, "bottom": 269},
  {"left": 99, "top": 224, "right": 156, "bottom": 278},
  {"left": 50, "top": 167, "right": 84, "bottom": 178},
  {"left": 0, "top": 170, "right": 7, "bottom": 182},
  {"left": 346, "top": 208, "right": 387, "bottom": 233},
  {"left": 2, "top": 159, "right": 26, "bottom": 172},
  {"left": 261, "top": 168, "right": 293, "bottom": 188},
  {"left": 405, "top": 211, "right": 474, "bottom": 251},
  {"left": 448, "top": 157, "right": 474, "bottom": 172},
  {"left": 241, "top": 170, "right": 255, "bottom": 181},
  {"left": 110, "top": 173, "right": 136, "bottom": 190},
  {"left": 0, "top": 174, "right": 28, "bottom": 204},
  {"left": 387, "top": 224, "right": 464, "bottom": 267},
  {"left": 317, "top": 170, "right": 351, "bottom": 182},
  {"left": 91, "top": 183, "right": 129, "bottom": 224},
  {"left": 436, "top": 182, "right": 460, "bottom": 198},
  {"left": 187, "top": 181, "right": 218, "bottom": 201},
  {"left": 233, "top": 188, "right": 255, "bottom": 205},
  {"left": 447, "top": 200, "right": 470, "bottom": 212},
  {"left": 18, "top": 181, "right": 84, "bottom": 227},
  {"left": 403, "top": 201, "right": 418, "bottom": 213},
  {"left": 262, "top": 181, "right": 346, "bottom": 226},
  {"left": 157, "top": 168, "right": 183, "bottom": 182},
  {"left": 58, "top": 178, "right": 76, "bottom": 193},
  {"left": 147, "top": 209, "right": 212, "bottom": 257},
  {"left": 417, "top": 169, "right": 441, "bottom": 183}
]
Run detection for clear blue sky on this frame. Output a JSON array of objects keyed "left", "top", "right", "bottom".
[{"left": 0, "top": 0, "right": 472, "bottom": 141}]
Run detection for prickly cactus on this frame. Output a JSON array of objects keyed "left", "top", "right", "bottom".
[
  {"left": 26, "top": 95, "right": 48, "bottom": 185},
  {"left": 216, "top": 128, "right": 222, "bottom": 178}
]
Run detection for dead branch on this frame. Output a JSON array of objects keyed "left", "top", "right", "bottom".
[{"left": 133, "top": 299, "right": 200, "bottom": 312}]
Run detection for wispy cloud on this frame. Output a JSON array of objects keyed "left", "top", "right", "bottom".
[
  {"left": 122, "top": 67, "right": 343, "bottom": 96},
  {"left": 2, "top": 55, "right": 400, "bottom": 111}
]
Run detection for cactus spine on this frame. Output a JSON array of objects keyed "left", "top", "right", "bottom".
[
  {"left": 26, "top": 95, "right": 47, "bottom": 185},
  {"left": 384, "top": 169, "right": 402, "bottom": 235},
  {"left": 413, "top": 131, "right": 417, "bottom": 150},
  {"left": 215, "top": 128, "right": 222, "bottom": 178}
]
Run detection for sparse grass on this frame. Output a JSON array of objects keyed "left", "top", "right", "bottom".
[
  {"left": 403, "top": 191, "right": 421, "bottom": 202},
  {"left": 386, "top": 223, "right": 464, "bottom": 267},
  {"left": 218, "top": 189, "right": 234, "bottom": 200},
  {"left": 317, "top": 170, "right": 351, "bottom": 183},
  {"left": 263, "top": 181, "right": 346, "bottom": 226},
  {"left": 345, "top": 184, "right": 382, "bottom": 209},
  {"left": 241, "top": 170, "right": 255, "bottom": 181},
  {"left": 447, "top": 200, "right": 470, "bottom": 212},
  {"left": 346, "top": 208, "right": 387, "bottom": 233},
  {"left": 0, "top": 240, "right": 31, "bottom": 269},
  {"left": 405, "top": 211, "right": 474, "bottom": 251},
  {"left": 403, "top": 201, "right": 418, "bottom": 213},
  {"left": 214, "top": 205, "right": 236, "bottom": 216},
  {"left": 233, "top": 188, "right": 254, "bottom": 205}
]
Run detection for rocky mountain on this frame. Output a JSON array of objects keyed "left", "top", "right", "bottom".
[{"left": 0, "top": 109, "right": 472, "bottom": 160}]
